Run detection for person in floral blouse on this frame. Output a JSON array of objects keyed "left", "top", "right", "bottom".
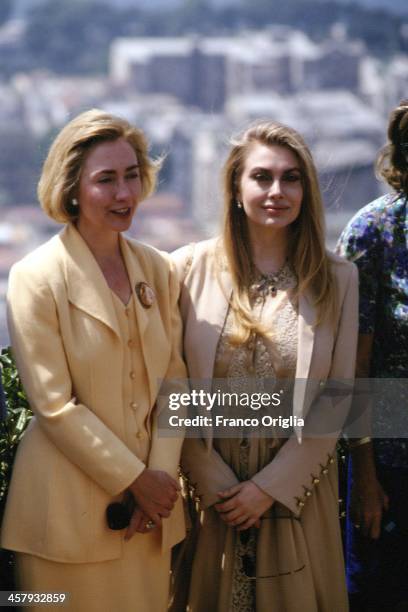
[{"left": 337, "top": 99, "right": 408, "bottom": 611}]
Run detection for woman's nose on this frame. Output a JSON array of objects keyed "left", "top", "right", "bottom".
[
  {"left": 268, "top": 179, "right": 283, "bottom": 198},
  {"left": 115, "top": 179, "right": 131, "bottom": 200}
]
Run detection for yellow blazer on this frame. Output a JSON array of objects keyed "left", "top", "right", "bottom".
[
  {"left": 1, "top": 224, "right": 186, "bottom": 562},
  {"left": 172, "top": 238, "right": 359, "bottom": 515}
]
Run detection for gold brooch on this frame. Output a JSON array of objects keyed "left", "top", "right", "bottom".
[{"left": 136, "top": 282, "right": 155, "bottom": 309}]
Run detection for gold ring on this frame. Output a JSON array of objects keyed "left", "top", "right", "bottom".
[
  {"left": 354, "top": 523, "right": 361, "bottom": 529},
  {"left": 146, "top": 521, "right": 155, "bottom": 530}
]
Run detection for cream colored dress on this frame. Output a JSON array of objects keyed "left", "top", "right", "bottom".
[
  {"left": 174, "top": 266, "right": 348, "bottom": 612},
  {"left": 16, "top": 293, "right": 170, "bottom": 612}
]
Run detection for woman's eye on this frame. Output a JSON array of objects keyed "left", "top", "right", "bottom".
[
  {"left": 284, "top": 173, "right": 301, "bottom": 182},
  {"left": 253, "top": 173, "right": 271, "bottom": 182},
  {"left": 98, "top": 177, "right": 112, "bottom": 184},
  {"left": 126, "top": 172, "right": 139, "bottom": 180}
]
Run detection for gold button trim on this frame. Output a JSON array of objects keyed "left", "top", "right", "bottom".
[{"left": 297, "top": 455, "right": 336, "bottom": 510}]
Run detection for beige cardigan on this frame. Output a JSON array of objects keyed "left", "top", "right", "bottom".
[
  {"left": 172, "top": 238, "right": 358, "bottom": 515},
  {"left": 1, "top": 224, "right": 186, "bottom": 562}
]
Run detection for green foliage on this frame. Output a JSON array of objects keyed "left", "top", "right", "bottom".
[
  {"left": 0, "top": 347, "right": 32, "bottom": 590},
  {"left": 0, "top": 347, "right": 32, "bottom": 521}
]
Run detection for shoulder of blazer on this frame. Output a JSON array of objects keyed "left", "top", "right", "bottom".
[
  {"left": 171, "top": 237, "right": 221, "bottom": 282},
  {"left": 8, "top": 233, "right": 63, "bottom": 289},
  {"left": 189, "top": 237, "right": 220, "bottom": 262},
  {"left": 327, "top": 249, "right": 358, "bottom": 287}
]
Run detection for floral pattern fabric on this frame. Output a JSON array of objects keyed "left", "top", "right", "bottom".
[{"left": 337, "top": 192, "right": 408, "bottom": 467}]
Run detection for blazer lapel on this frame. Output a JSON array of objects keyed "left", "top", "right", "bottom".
[
  {"left": 198, "top": 265, "right": 232, "bottom": 449},
  {"left": 60, "top": 224, "right": 121, "bottom": 338},
  {"left": 119, "top": 234, "right": 149, "bottom": 337},
  {"left": 204, "top": 263, "right": 233, "bottom": 376},
  {"left": 293, "top": 291, "right": 316, "bottom": 440},
  {"left": 120, "top": 235, "right": 160, "bottom": 407},
  {"left": 187, "top": 258, "right": 232, "bottom": 382}
]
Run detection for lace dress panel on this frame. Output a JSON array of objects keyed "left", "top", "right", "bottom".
[{"left": 213, "top": 264, "right": 298, "bottom": 611}]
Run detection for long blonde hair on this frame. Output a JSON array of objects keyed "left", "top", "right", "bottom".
[{"left": 221, "top": 120, "right": 336, "bottom": 343}]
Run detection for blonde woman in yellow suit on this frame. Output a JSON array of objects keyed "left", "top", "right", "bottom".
[{"left": 0, "top": 110, "right": 186, "bottom": 612}]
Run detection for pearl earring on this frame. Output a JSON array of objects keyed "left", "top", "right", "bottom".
[
  {"left": 71, "top": 198, "right": 78, "bottom": 207},
  {"left": 236, "top": 200, "right": 243, "bottom": 209}
]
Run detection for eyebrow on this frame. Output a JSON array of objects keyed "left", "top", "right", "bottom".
[
  {"left": 93, "top": 164, "right": 140, "bottom": 175},
  {"left": 250, "top": 166, "right": 301, "bottom": 173}
]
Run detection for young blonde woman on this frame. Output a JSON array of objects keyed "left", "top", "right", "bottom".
[
  {"left": 1, "top": 109, "right": 186, "bottom": 612},
  {"left": 171, "top": 121, "right": 358, "bottom": 611}
]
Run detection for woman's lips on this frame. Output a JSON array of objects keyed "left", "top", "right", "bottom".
[
  {"left": 110, "top": 207, "right": 131, "bottom": 216},
  {"left": 263, "top": 205, "right": 289, "bottom": 211}
]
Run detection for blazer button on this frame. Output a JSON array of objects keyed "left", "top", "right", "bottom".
[
  {"left": 130, "top": 401, "right": 138, "bottom": 410},
  {"left": 135, "top": 431, "right": 144, "bottom": 439},
  {"left": 130, "top": 371, "right": 136, "bottom": 380},
  {"left": 128, "top": 339, "right": 134, "bottom": 348}
]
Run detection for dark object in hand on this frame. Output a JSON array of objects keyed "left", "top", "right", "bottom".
[{"left": 106, "top": 492, "right": 135, "bottom": 530}]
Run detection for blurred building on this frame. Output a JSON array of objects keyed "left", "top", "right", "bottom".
[
  {"left": 110, "top": 37, "right": 227, "bottom": 112},
  {"left": 0, "top": 25, "right": 405, "bottom": 255},
  {"left": 109, "top": 27, "right": 368, "bottom": 111}
]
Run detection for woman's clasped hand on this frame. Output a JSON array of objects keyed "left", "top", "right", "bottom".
[
  {"left": 126, "top": 468, "right": 181, "bottom": 538},
  {"left": 215, "top": 481, "right": 273, "bottom": 530}
]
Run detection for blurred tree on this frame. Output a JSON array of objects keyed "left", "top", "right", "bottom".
[
  {"left": 179, "top": 0, "right": 215, "bottom": 31},
  {"left": 24, "top": 0, "right": 141, "bottom": 74},
  {"left": 139, "top": 0, "right": 220, "bottom": 36},
  {"left": 0, "top": 0, "right": 12, "bottom": 26},
  {"left": 16, "top": 0, "right": 408, "bottom": 73},
  {"left": 239, "top": 0, "right": 402, "bottom": 55},
  {"left": 348, "top": 8, "right": 402, "bottom": 55}
]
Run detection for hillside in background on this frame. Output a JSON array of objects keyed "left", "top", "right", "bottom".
[
  {"left": 13, "top": 0, "right": 408, "bottom": 17},
  {"left": 336, "top": 0, "right": 408, "bottom": 15},
  {"left": 5, "top": 0, "right": 406, "bottom": 77},
  {"left": 82, "top": 0, "right": 408, "bottom": 17}
]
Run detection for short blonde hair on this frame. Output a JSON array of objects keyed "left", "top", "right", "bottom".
[
  {"left": 376, "top": 99, "right": 408, "bottom": 196},
  {"left": 221, "top": 120, "right": 336, "bottom": 341},
  {"left": 38, "top": 108, "right": 159, "bottom": 223}
]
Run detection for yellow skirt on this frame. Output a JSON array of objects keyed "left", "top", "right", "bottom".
[{"left": 16, "top": 529, "right": 170, "bottom": 612}]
